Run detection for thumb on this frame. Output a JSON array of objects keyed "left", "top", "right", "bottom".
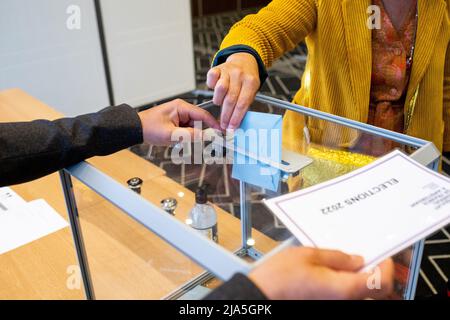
[
  {"left": 183, "top": 127, "right": 203, "bottom": 142},
  {"left": 312, "top": 249, "right": 364, "bottom": 272},
  {"left": 332, "top": 259, "right": 395, "bottom": 300}
]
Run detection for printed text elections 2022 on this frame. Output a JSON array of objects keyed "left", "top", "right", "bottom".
[{"left": 320, "top": 178, "right": 399, "bottom": 215}]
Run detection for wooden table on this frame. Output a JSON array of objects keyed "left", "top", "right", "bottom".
[{"left": 0, "top": 89, "right": 277, "bottom": 299}]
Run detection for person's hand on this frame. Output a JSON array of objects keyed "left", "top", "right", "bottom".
[
  {"left": 138, "top": 99, "right": 220, "bottom": 146},
  {"left": 249, "top": 247, "right": 394, "bottom": 300},
  {"left": 207, "top": 52, "right": 260, "bottom": 130}
]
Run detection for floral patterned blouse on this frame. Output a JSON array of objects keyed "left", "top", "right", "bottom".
[
  {"left": 360, "top": 0, "right": 418, "bottom": 297},
  {"left": 356, "top": 0, "right": 417, "bottom": 156}
]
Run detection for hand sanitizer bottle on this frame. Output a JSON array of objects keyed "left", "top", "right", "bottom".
[{"left": 187, "top": 186, "right": 218, "bottom": 243}]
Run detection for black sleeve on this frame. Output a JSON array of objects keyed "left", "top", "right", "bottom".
[
  {"left": 0, "top": 104, "right": 143, "bottom": 187},
  {"left": 204, "top": 273, "right": 267, "bottom": 300}
]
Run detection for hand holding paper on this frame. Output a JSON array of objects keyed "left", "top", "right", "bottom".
[
  {"left": 249, "top": 247, "right": 394, "bottom": 300},
  {"left": 264, "top": 150, "right": 450, "bottom": 271}
]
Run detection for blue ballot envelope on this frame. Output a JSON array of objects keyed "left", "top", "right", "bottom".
[{"left": 231, "top": 111, "right": 282, "bottom": 192}]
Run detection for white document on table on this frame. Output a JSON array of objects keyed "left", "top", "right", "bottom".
[
  {"left": 0, "top": 188, "right": 69, "bottom": 255},
  {"left": 264, "top": 150, "right": 450, "bottom": 271},
  {"left": 0, "top": 187, "right": 27, "bottom": 211}
]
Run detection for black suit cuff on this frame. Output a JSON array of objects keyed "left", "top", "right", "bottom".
[
  {"left": 204, "top": 273, "right": 267, "bottom": 300},
  {"left": 0, "top": 104, "right": 143, "bottom": 186},
  {"left": 95, "top": 104, "right": 144, "bottom": 155}
]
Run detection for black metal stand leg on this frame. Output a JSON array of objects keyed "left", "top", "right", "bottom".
[{"left": 59, "top": 170, "right": 95, "bottom": 300}]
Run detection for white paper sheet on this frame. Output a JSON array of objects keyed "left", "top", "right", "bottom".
[
  {"left": 0, "top": 187, "right": 27, "bottom": 211},
  {"left": 0, "top": 188, "right": 69, "bottom": 255},
  {"left": 264, "top": 150, "right": 450, "bottom": 271}
]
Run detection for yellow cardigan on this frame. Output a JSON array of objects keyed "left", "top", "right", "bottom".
[{"left": 219, "top": 0, "right": 450, "bottom": 153}]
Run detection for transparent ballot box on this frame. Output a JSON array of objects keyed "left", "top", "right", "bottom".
[{"left": 59, "top": 94, "right": 441, "bottom": 300}]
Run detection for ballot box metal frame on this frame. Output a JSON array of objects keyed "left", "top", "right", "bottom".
[{"left": 59, "top": 94, "right": 441, "bottom": 300}]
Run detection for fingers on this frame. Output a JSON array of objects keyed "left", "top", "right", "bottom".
[
  {"left": 228, "top": 75, "right": 259, "bottom": 129},
  {"left": 173, "top": 99, "right": 220, "bottom": 130},
  {"left": 325, "top": 259, "right": 394, "bottom": 300},
  {"left": 377, "top": 259, "right": 395, "bottom": 280},
  {"left": 220, "top": 70, "right": 242, "bottom": 130},
  {"left": 309, "top": 248, "right": 364, "bottom": 272},
  {"left": 212, "top": 71, "right": 230, "bottom": 107},
  {"left": 209, "top": 66, "right": 254, "bottom": 130},
  {"left": 206, "top": 68, "right": 221, "bottom": 89},
  {"left": 310, "top": 249, "right": 393, "bottom": 299},
  {"left": 164, "top": 127, "right": 202, "bottom": 147},
  {"left": 363, "top": 259, "right": 394, "bottom": 299},
  {"left": 207, "top": 53, "right": 260, "bottom": 130},
  {"left": 180, "top": 127, "right": 203, "bottom": 142}
]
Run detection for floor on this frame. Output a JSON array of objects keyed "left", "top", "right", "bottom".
[{"left": 133, "top": 8, "right": 450, "bottom": 299}]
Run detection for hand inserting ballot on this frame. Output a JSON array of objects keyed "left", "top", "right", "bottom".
[
  {"left": 207, "top": 52, "right": 260, "bottom": 130},
  {"left": 138, "top": 99, "right": 221, "bottom": 146}
]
